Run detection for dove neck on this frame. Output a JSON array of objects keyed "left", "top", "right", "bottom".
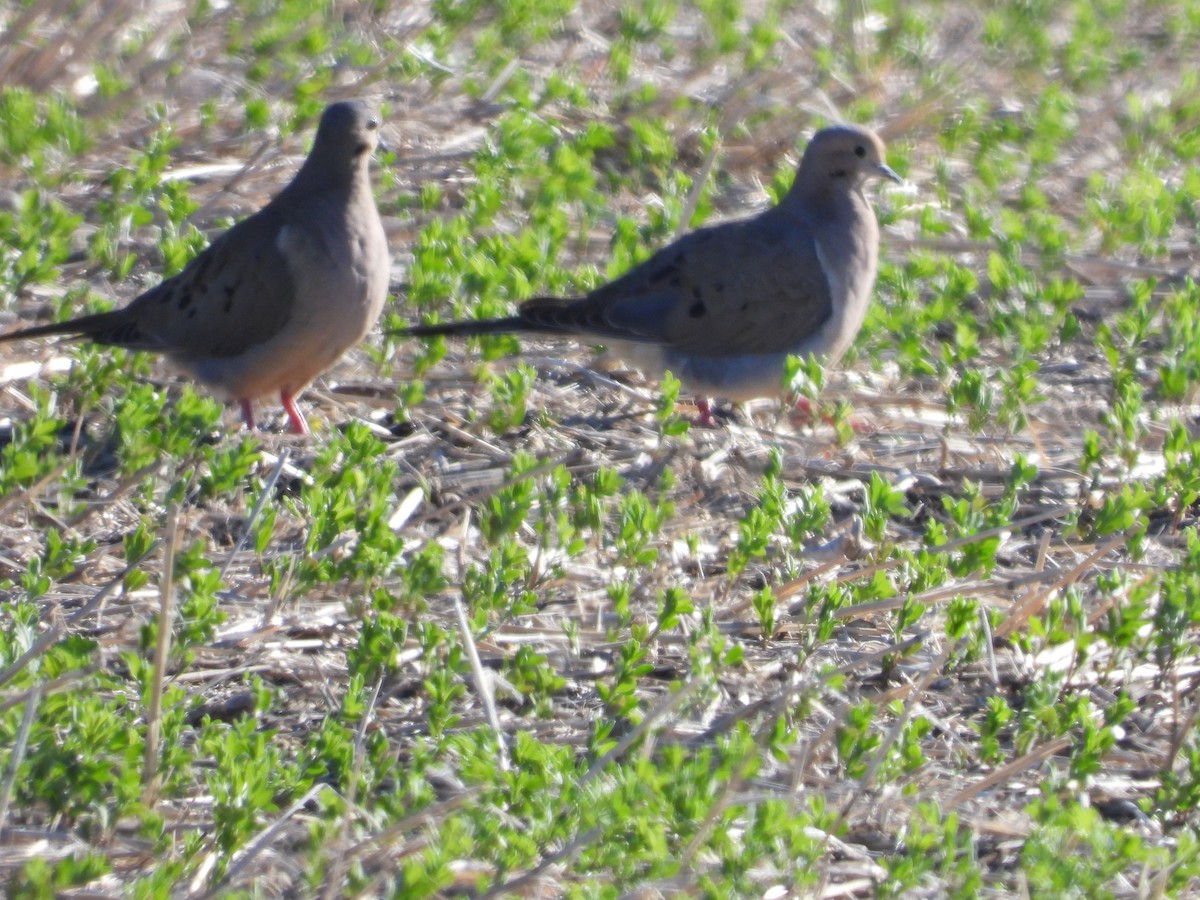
[
  {"left": 782, "top": 176, "right": 869, "bottom": 223},
  {"left": 290, "top": 151, "right": 368, "bottom": 195}
]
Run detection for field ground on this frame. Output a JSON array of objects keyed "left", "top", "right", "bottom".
[{"left": 2, "top": 0, "right": 1200, "bottom": 896}]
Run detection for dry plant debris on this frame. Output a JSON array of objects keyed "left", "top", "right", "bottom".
[{"left": 1, "top": 0, "right": 1200, "bottom": 896}]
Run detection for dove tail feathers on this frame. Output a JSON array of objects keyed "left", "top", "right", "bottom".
[
  {"left": 0, "top": 310, "right": 117, "bottom": 344},
  {"left": 0, "top": 308, "right": 152, "bottom": 348},
  {"left": 391, "top": 313, "right": 558, "bottom": 339}
]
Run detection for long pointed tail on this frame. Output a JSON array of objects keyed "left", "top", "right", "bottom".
[
  {"left": 391, "top": 295, "right": 600, "bottom": 340},
  {"left": 0, "top": 310, "right": 121, "bottom": 344}
]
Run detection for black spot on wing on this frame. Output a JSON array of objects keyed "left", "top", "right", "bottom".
[
  {"left": 97, "top": 319, "right": 144, "bottom": 346},
  {"left": 688, "top": 300, "right": 706, "bottom": 318},
  {"left": 646, "top": 261, "right": 681, "bottom": 286},
  {"left": 188, "top": 253, "right": 215, "bottom": 293}
]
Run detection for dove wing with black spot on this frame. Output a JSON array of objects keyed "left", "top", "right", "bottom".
[
  {"left": 0, "top": 208, "right": 297, "bottom": 358},
  {"left": 516, "top": 208, "right": 834, "bottom": 357}
]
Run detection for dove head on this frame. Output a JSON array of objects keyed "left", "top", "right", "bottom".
[
  {"left": 294, "top": 100, "right": 381, "bottom": 190},
  {"left": 792, "top": 125, "right": 900, "bottom": 197}
]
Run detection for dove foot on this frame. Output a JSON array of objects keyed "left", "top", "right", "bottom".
[
  {"left": 281, "top": 392, "right": 310, "bottom": 435},
  {"left": 693, "top": 398, "right": 723, "bottom": 428},
  {"left": 788, "top": 397, "right": 817, "bottom": 428}
]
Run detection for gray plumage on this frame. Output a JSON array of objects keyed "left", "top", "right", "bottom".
[
  {"left": 1, "top": 99, "right": 391, "bottom": 434},
  {"left": 395, "top": 124, "right": 898, "bottom": 419}
]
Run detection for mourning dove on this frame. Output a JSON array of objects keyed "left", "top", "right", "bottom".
[
  {"left": 0, "top": 99, "right": 390, "bottom": 435},
  {"left": 393, "top": 124, "right": 898, "bottom": 424}
]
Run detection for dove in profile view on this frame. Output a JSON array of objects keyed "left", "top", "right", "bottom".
[
  {"left": 0, "top": 99, "right": 391, "bottom": 435},
  {"left": 391, "top": 124, "right": 899, "bottom": 425}
]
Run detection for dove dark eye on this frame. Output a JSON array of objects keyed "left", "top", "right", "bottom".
[
  {"left": 854, "top": 145, "right": 866, "bottom": 158},
  {"left": 367, "top": 117, "right": 379, "bottom": 130}
]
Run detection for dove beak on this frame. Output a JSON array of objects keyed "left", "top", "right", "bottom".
[{"left": 877, "top": 163, "right": 902, "bottom": 184}]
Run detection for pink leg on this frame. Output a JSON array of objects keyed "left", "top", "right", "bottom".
[
  {"left": 693, "top": 397, "right": 721, "bottom": 428},
  {"left": 239, "top": 399, "right": 257, "bottom": 431},
  {"left": 788, "top": 396, "right": 816, "bottom": 427},
  {"left": 280, "top": 391, "right": 310, "bottom": 435}
]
